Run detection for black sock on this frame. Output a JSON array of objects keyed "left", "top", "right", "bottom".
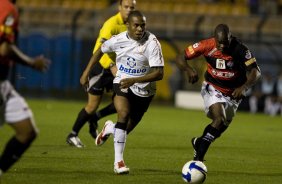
[
  {"left": 96, "top": 102, "right": 116, "bottom": 120},
  {"left": 0, "top": 137, "right": 32, "bottom": 172},
  {"left": 115, "top": 122, "right": 127, "bottom": 130},
  {"left": 71, "top": 108, "right": 92, "bottom": 135},
  {"left": 88, "top": 102, "right": 116, "bottom": 125},
  {"left": 197, "top": 124, "right": 221, "bottom": 161}
]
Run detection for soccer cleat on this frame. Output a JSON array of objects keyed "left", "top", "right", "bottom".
[
  {"left": 66, "top": 134, "right": 84, "bottom": 148},
  {"left": 95, "top": 120, "right": 113, "bottom": 146},
  {"left": 114, "top": 160, "right": 130, "bottom": 174},
  {"left": 88, "top": 120, "right": 99, "bottom": 139},
  {"left": 191, "top": 137, "right": 200, "bottom": 161}
]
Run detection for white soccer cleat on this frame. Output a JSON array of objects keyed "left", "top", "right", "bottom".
[
  {"left": 66, "top": 135, "right": 84, "bottom": 148},
  {"left": 95, "top": 120, "right": 113, "bottom": 146},
  {"left": 114, "top": 160, "right": 130, "bottom": 174}
]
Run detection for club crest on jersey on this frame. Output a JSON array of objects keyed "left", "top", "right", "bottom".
[
  {"left": 119, "top": 57, "right": 147, "bottom": 75},
  {"left": 216, "top": 59, "right": 226, "bottom": 69},
  {"left": 5, "top": 15, "right": 15, "bottom": 26},
  {"left": 126, "top": 57, "right": 136, "bottom": 68},
  {"left": 245, "top": 50, "right": 252, "bottom": 59},
  {"left": 226, "top": 60, "right": 234, "bottom": 68}
]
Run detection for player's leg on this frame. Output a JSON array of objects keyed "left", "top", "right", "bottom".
[
  {"left": 126, "top": 94, "right": 153, "bottom": 134},
  {"left": 0, "top": 89, "right": 38, "bottom": 174},
  {"left": 67, "top": 93, "right": 102, "bottom": 147},
  {"left": 113, "top": 94, "right": 130, "bottom": 174},
  {"left": 67, "top": 63, "right": 106, "bottom": 146},
  {"left": 192, "top": 82, "right": 228, "bottom": 161},
  {"left": 87, "top": 68, "right": 115, "bottom": 139},
  {"left": 193, "top": 103, "right": 227, "bottom": 161},
  {"left": 0, "top": 118, "right": 37, "bottom": 173},
  {"left": 88, "top": 101, "right": 116, "bottom": 138}
]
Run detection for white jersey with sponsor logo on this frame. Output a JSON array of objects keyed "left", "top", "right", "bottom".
[{"left": 101, "top": 31, "right": 164, "bottom": 97}]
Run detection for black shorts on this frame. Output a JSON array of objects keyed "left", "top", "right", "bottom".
[
  {"left": 113, "top": 83, "right": 154, "bottom": 122},
  {"left": 87, "top": 62, "right": 114, "bottom": 95}
]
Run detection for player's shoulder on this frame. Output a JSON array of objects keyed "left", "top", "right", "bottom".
[
  {"left": 0, "top": 0, "right": 18, "bottom": 19},
  {"left": 114, "top": 31, "right": 127, "bottom": 39},
  {"left": 200, "top": 37, "right": 215, "bottom": 45},
  {"left": 194, "top": 37, "right": 216, "bottom": 51},
  {"left": 103, "top": 13, "right": 122, "bottom": 27},
  {"left": 141, "top": 31, "right": 159, "bottom": 44},
  {"left": 107, "top": 31, "right": 127, "bottom": 44},
  {"left": 230, "top": 36, "right": 250, "bottom": 53}
]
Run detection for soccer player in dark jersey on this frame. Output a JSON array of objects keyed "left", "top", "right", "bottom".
[
  {"left": 0, "top": 0, "right": 50, "bottom": 176},
  {"left": 66, "top": 0, "right": 136, "bottom": 148},
  {"left": 176, "top": 24, "right": 261, "bottom": 162}
]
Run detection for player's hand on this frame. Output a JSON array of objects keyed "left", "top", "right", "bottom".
[
  {"left": 80, "top": 72, "right": 89, "bottom": 89},
  {"left": 232, "top": 85, "right": 247, "bottom": 100},
  {"left": 32, "top": 55, "right": 50, "bottom": 72},
  {"left": 120, "top": 78, "right": 135, "bottom": 89},
  {"left": 186, "top": 67, "right": 199, "bottom": 84}
]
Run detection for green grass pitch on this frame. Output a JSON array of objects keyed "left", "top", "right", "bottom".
[{"left": 0, "top": 99, "right": 282, "bottom": 184}]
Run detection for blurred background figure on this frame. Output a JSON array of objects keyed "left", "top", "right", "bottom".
[
  {"left": 249, "top": 72, "right": 275, "bottom": 114},
  {"left": 0, "top": 0, "right": 50, "bottom": 176}
]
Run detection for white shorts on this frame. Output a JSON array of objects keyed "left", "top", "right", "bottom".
[
  {"left": 0, "top": 80, "right": 33, "bottom": 127},
  {"left": 201, "top": 81, "right": 241, "bottom": 123}
]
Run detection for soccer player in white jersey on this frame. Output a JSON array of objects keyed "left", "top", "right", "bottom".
[{"left": 80, "top": 10, "right": 164, "bottom": 174}]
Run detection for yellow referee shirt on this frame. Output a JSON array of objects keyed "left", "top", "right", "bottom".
[{"left": 93, "top": 13, "right": 127, "bottom": 69}]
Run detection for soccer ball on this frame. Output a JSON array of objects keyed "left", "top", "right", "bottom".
[{"left": 182, "top": 160, "right": 207, "bottom": 184}]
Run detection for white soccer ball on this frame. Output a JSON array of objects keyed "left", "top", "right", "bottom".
[{"left": 182, "top": 160, "right": 207, "bottom": 184}]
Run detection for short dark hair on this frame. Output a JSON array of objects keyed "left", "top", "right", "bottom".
[
  {"left": 128, "top": 10, "right": 144, "bottom": 22},
  {"left": 214, "top": 24, "right": 229, "bottom": 37}
]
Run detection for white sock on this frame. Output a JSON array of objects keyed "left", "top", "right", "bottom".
[{"left": 114, "top": 128, "right": 127, "bottom": 164}]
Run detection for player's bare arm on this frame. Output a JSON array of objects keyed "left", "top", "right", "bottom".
[
  {"left": 232, "top": 67, "right": 261, "bottom": 99},
  {"left": 175, "top": 54, "right": 198, "bottom": 84},
  {"left": 0, "top": 42, "right": 50, "bottom": 72},
  {"left": 80, "top": 47, "right": 104, "bottom": 86},
  {"left": 120, "top": 67, "right": 163, "bottom": 89}
]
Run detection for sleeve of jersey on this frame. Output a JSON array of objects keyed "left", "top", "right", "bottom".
[
  {"left": 241, "top": 48, "right": 258, "bottom": 69},
  {"left": 0, "top": 15, "right": 17, "bottom": 43},
  {"left": 147, "top": 39, "right": 164, "bottom": 67},
  {"left": 184, "top": 41, "right": 205, "bottom": 60},
  {"left": 100, "top": 37, "right": 115, "bottom": 69},
  {"left": 93, "top": 21, "right": 116, "bottom": 69}
]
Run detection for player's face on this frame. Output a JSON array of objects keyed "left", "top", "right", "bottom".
[
  {"left": 119, "top": 0, "right": 136, "bottom": 23},
  {"left": 127, "top": 16, "right": 146, "bottom": 41},
  {"left": 216, "top": 32, "right": 231, "bottom": 53}
]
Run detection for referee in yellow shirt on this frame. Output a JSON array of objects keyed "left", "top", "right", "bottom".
[{"left": 67, "top": 0, "right": 136, "bottom": 148}]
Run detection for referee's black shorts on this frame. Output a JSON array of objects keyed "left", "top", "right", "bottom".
[{"left": 87, "top": 62, "right": 114, "bottom": 95}]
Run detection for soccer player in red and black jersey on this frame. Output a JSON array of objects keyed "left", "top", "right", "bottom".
[
  {"left": 0, "top": 0, "right": 50, "bottom": 176},
  {"left": 176, "top": 24, "right": 261, "bottom": 162}
]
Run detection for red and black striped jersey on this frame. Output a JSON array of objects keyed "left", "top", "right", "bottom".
[
  {"left": 0, "top": 0, "right": 19, "bottom": 80},
  {"left": 184, "top": 37, "right": 259, "bottom": 96}
]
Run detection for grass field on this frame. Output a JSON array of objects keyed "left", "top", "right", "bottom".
[{"left": 0, "top": 98, "right": 282, "bottom": 184}]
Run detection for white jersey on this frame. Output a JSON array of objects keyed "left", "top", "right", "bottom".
[{"left": 101, "top": 31, "right": 164, "bottom": 97}]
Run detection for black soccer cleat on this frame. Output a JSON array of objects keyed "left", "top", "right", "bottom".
[{"left": 191, "top": 137, "right": 204, "bottom": 161}]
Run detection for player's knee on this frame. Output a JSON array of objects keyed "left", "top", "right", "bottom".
[
  {"left": 212, "top": 116, "right": 226, "bottom": 128},
  {"left": 16, "top": 128, "right": 37, "bottom": 144},
  {"left": 85, "top": 104, "right": 99, "bottom": 114}
]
